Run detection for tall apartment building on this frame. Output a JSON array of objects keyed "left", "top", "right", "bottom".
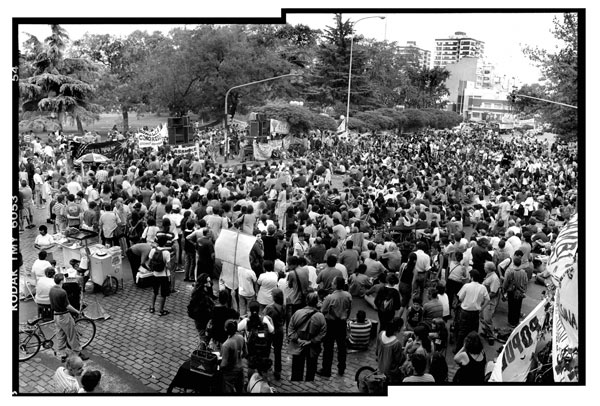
[
  {"left": 397, "top": 41, "right": 432, "bottom": 69},
  {"left": 433, "top": 31, "right": 485, "bottom": 68}
]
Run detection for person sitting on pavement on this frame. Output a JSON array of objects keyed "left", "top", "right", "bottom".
[
  {"left": 53, "top": 355, "right": 83, "bottom": 393},
  {"left": 79, "top": 370, "right": 102, "bottom": 393},
  {"left": 347, "top": 310, "right": 372, "bottom": 351},
  {"left": 348, "top": 263, "right": 372, "bottom": 298}
]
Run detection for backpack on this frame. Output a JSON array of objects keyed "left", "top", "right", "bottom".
[
  {"left": 247, "top": 319, "right": 271, "bottom": 358},
  {"left": 149, "top": 249, "right": 166, "bottom": 273},
  {"left": 379, "top": 289, "right": 395, "bottom": 313}
]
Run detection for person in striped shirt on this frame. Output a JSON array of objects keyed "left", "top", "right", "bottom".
[
  {"left": 53, "top": 355, "right": 83, "bottom": 393},
  {"left": 346, "top": 310, "right": 372, "bottom": 351}
]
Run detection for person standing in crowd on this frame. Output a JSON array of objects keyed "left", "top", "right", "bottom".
[
  {"left": 318, "top": 276, "right": 352, "bottom": 377},
  {"left": 147, "top": 235, "right": 171, "bottom": 316},
  {"left": 503, "top": 256, "right": 529, "bottom": 327},
  {"left": 187, "top": 273, "right": 216, "bottom": 343},
  {"left": 480, "top": 261, "right": 502, "bottom": 344},
  {"left": 375, "top": 317, "right": 405, "bottom": 384},
  {"left": 49, "top": 273, "right": 88, "bottom": 361},
  {"left": 125, "top": 242, "right": 152, "bottom": 282},
  {"left": 454, "top": 270, "right": 489, "bottom": 352},
  {"left": 220, "top": 319, "right": 247, "bottom": 393},
  {"left": 453, "top": 331, "right": 487, "bottom": 384},
  {"left": 286, "top": 256, "right": 310, "bottom": 315},
  {"left": 264, "top": 288, "right": 285, "bottom": 380},
  {"left": 288, "top": 292, "right": 327, "bottom": 381},
  {"left": 374, "top": 273, "right": 401, "bottom": 332},
  {"left": 209, "top": 290, "right": 240, "bottom": 349}
]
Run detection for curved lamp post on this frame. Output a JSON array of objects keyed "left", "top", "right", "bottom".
[
  {"left": 223, "top": 72, "right": 301, "bottom": 162},
  {"left": 346, "top": 15, "right": 386, "bottom": 133}
]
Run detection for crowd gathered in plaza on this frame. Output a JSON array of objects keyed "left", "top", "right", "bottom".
[{"left": 18, "top": 121, "right": 578, "bottom": 392}]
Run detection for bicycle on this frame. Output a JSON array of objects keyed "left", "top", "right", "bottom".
[{"left": 18, "top": 311, "right": 96, "bottom": 362}]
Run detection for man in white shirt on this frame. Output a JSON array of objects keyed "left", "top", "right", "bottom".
[
  {"left": 455, "top": 270, "right": 489, "bottom": 352},
  {"left": 413, "top": 241, "right": 432, "bottom": 303},
  {"left": 506, "top": 230, "right": 522, "bottom": 253},
  {"left": 66, "top": 175, "right": 82, "bottom": 196},
  {"left": 31, "top": 251, "right": 53, "bottom": 285}
]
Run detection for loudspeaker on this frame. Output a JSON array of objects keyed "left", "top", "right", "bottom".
[
  {"left": 168, "top": 116, "right": 190, "bottom": 127},
  {"left": 168, "top": 116, "right": 191, "bottom": 145},
  {"left": 261, "top": 120, "right": 270, "bottom": 136},
  {"left": 250, "top": 122, "right": 260, "bottom": 138},
  {"left": 168, "top": 126, "right": 190, "bottom": 145}
]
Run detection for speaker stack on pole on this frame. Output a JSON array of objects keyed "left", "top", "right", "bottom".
[{"left": 168, "top": 116, "right": 191, "bottom": 145}]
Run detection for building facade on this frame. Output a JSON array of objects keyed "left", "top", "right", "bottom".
[
  {"left": 433, "top": 31, "right": 485, "bottom": 68},
  {"left": 397, "top": 41, "right": 432, "bottom": 69}
]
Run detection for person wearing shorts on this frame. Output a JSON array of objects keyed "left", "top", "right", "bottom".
[{"left": 148, "top": 235, "right": 171, "bottom": 316}]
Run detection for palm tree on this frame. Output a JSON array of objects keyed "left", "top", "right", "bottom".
[{"left": 19, "top": 24, "right": 99, "bottom": 133}]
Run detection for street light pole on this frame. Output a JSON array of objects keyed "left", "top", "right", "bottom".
[
  {"left": 345, "top": 15, "right": 385, "bottom": 133},
  {"left": 223, "top": 72, "right": 301, "bottom": 163}
]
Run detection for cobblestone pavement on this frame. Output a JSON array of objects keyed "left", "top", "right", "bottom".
[{"left": 17, "top": 192, "right": 543, "bottom": 393}]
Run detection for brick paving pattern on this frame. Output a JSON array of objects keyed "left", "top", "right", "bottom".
[{"left": 18, "top": 192, "right": 541, "bottom": 393}]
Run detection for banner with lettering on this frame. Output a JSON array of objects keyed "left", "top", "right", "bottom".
[
  {"left": 171, "top": 144, "right": 199, "bottom": 158},
  {"left": 270, "top": 119, "right": 290, "bottom": 135},
  {"left": 71, "top": 140, "right": 126, "bottom": 161},
  {"left": 136, "top": 125, "right": 167, "bottom": 148},
  {"left": 552, "top": 261, "right": 578, "bottom": 382},
  {"left": 546, "top": 213, "right": 578, "bottom": 285},
  {"left": 489, "top": 298, "right": 549, "bottom": 382}
]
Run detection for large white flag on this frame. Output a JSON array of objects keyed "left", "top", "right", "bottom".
[
  {"left": 489, "top": 298, "right": 549, "bottom": 382},
  {"left": 546, "top": 213, "right": 578, "bottom": 285},
  {"left": 552, "top": 260, "right": 578, "bottom": 382}
]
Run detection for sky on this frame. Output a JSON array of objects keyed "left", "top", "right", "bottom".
[{"left": 17, "top": 11, "right": 563, "bottom": 85}]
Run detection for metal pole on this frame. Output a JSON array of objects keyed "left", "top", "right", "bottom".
[
  {"left": 223, "top": 73, "right": 300, "bottom": 163},
  {"left": 345, "top": 16, "right": 386, "bottom": 134},
  {"left": 514, "top": 93, "right": 578, "bottom": 109},
  {"left": 345, "top": 35, "right": 354, "bottom": 133}
]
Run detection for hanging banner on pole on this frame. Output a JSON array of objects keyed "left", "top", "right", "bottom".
[
  {"left": 546, "top": 213, "right": 578, "bottom": 285},
  {"left": 489, "top": 298, "right": 549, "bottom": 382},
  {"left": 552, "top": 261, "right": 579, "bottom": 382}
]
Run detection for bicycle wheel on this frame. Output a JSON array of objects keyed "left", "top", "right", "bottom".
[
  {"left": 19, "top": 331, "right": 41, "bottom": 361},
  {"left": 102, "top": 276, "right": 118, "bottom": 296},
  {"left": 355, "top": 366, "right": 376, "bottom": 391},
  {"left": 75, "top": 318, "right": 96, "bottom": 349}
]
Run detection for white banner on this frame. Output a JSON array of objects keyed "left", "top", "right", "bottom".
[
  {"left": 171, "top": 144, "right": 199, "bottom": 158},
  {"left": 270, "top": 119, "right": 290, "bottom": 135},
  {"left": 337, "top": 118, "right": 346, "bottom": 134},
  {"left": 547, "top": 213, "right": 578, "bottom": 285},
  {"left": 552, "top": 261, "right": 578, "bottom": 382},
  {"left": 489, "top": 298, "right": 549, "bottom": 382},
  {"left": 214, "top": 229, "right": 254, "bottom": 270},
  {"left": 253, "top": 141, "right": 274, "bottom": 161}
]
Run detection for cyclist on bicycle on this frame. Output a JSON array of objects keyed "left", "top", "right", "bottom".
[{"left": 49, "top": 273, "right": 89, "bottom": 361}]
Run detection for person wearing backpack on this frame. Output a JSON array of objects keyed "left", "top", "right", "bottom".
[
  {"left": 147, "top": 235, "right": 171, "bottom": 316},
  {"left": 374, "top": 273, "right": 401, "bottom": 333},
  {"left": 65, "top": 194, "right": 82, "bottom": 228},
  {"left": 237, "top": 301, "right": 274, "bottom": 380},
  {"left": 264, "top": 288, "right": 285, "bottom": 380}
]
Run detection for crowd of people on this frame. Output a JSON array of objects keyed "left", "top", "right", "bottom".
[{"left": 18, "top": 120, "right": 577, "bottom": 392}]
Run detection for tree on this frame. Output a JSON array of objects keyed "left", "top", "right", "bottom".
[
  {"left": 403, "top": 66, "right": 450, "bottom": 109},
  {"left": 254, "top": 102, "right": 337, "bottom": 134},
  {"left": 71, "top": 30, "right": 165, "bottom": 132},
  {"left": 522, "top": 13, "right": 578, "bottom": 139},
  {"left": 362, "top": 40, "right": 408, "bottom": 109},
  {"left": 19, "top": 25, "right": 100, "bottom": 133}
]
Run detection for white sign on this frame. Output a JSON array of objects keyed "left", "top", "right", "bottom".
[
  {"left": 552, "top": 261, "right": 578, "bottom": 382},
  {"left": 214, "top": 229, "right": 255, "bottom": 270},
  {"left": 489, "top": 298, "right": 549, "bottom": 382},
  {"left": 547, "top": 213, "right": 578, "bottom": 285}
]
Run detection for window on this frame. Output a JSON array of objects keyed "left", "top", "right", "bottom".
[{"left": 471, "top": 112, "right": 480, "bottom": 118}]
